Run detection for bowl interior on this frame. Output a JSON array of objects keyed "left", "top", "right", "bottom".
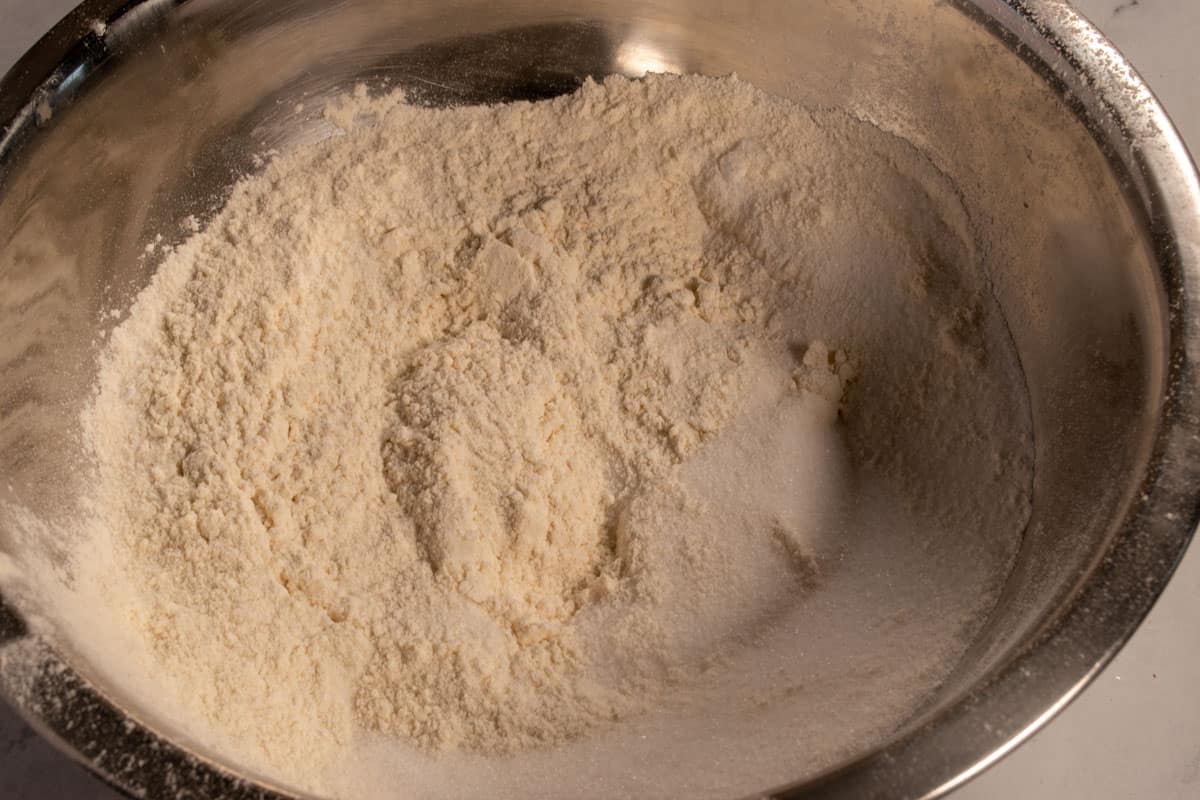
[{"left": 0, "top": 0, "right": 1176, "bottom": 798}]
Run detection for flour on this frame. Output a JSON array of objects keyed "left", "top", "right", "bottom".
[{"left": 37, "top": 74, "right": 1033, "bottom": 797}]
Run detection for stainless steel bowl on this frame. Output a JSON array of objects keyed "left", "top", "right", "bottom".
[{"left": 1, "top": 1, "right": 1198, "bottom": 798}]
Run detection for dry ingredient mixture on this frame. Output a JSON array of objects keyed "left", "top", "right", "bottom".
[{"left": 38, "top": 74, "right": 1031, "bottom": 797}]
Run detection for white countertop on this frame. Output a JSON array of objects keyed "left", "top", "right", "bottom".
[{"left": 1, "top": 1, "right": 1197, "bottom": 798}]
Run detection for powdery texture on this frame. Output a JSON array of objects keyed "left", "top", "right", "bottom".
[{"left": 77, "top": 74, "right": 1032, "bottom": 795}]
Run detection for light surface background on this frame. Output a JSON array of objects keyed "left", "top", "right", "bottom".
[{"left": 0, "top": 1, "right": 1197, "bottom": 797}]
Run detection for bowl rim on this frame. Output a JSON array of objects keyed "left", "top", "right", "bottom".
[
  {"left": 1, "top": 1, "right": 1198, "bottom": 798},
  {"left": 786, "top": 1, "right": 1200, "bottom": 796}
]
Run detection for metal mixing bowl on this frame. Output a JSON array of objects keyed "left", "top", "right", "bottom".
[{"left": 0, "top": 0, "right": 1197, "bottom": 798}]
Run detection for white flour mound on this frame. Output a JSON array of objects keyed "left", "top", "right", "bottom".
[{"left": 53, "top": 74, "right": 1031, "bottom": 798}]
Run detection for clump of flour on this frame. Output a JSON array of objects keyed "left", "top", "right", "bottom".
[{"left": 44, "top": 74, "right": 1032, "bottom": 797}]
